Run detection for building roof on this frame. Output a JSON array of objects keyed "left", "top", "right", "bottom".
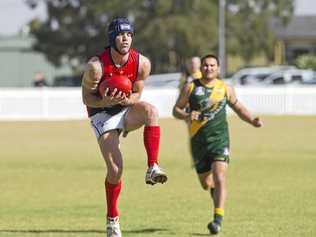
[{"left": 271, "top": 15, "right": 316, "bottom": 40}]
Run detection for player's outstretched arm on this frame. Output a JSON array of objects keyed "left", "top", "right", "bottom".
[{"left": 227, "top": 85, "right": 263, "bottom": 127}]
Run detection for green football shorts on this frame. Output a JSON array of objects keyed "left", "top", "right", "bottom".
[{"left": 194, "top": 153, "right": 229, "bottom": 174}]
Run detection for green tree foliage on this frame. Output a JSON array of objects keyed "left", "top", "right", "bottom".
[
  {"left": 295, "top": 55, "right": 316, "bottom": 70},
  {"left": 226, "top": 0, "right": 294, "bottom": 63},
  {"left": 27, "top": 0, "right": 293, "bottom": 73}
]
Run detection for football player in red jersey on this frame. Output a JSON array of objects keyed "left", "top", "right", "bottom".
[{"left": 81, "top": 17, "right": 167, "bottom": 237}]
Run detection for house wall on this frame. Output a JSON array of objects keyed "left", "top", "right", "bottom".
[
  {"left": 285, "top": 39, "right": 316, "bottom": 64},
  {"left": 0, "top": 35, "right": 72, "bottom": 87}
]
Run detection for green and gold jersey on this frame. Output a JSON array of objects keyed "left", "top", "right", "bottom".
[{"left": 188, "top": 79, "right": 230, "bottom": 163}]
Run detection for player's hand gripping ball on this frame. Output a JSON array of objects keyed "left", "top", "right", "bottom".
[{"left": 98, "top": 75, "right": 132, "bottom": 97}]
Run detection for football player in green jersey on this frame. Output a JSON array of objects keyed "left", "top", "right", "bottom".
[{"left": 173, "top": 54, "right": 263, "bottom": 235}]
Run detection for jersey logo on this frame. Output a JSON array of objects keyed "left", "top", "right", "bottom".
[
  {"left": 195, "top": 87, "right": 204, "bottom": 96},
  {"left": 223, "top": 147, "right": 229, "bottom": 156}
]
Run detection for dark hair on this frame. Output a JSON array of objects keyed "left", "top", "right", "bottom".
[{"left": 201, "top": 54, "right": 220, "bottom": 66}]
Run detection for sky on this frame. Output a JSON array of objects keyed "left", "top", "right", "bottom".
[
  {"left": 0, "top": 0, "right": 46, "bottom": 36},
  {"left": 0, "top": 0, "right": 315, "bottom": 36}
]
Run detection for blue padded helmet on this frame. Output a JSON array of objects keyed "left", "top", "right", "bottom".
[{"left": 108, "top": 17, "right": 134, "bottom": 50}]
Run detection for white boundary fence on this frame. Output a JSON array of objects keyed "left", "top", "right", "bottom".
[{"left": 0, "top": 86, "right": 315, "bottom": 120}]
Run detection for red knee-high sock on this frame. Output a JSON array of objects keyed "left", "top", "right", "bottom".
[
  {"left": 105, "top": 180, "right": 122, "bottom": 218},
  {"left": 144, "top": 126, "right": 160, "bottom": 167}
]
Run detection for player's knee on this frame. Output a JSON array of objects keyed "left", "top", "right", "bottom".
[
  {"left": 139, "top": 102, "right": 159, "bottom": 123},
  {"left": 200, "top": 179, "right": 213, "bottom": 190},
  {"left": 201, "top": 182, "right": 209, "bottom": 190}
]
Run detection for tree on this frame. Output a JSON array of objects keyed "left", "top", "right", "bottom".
[
  {"left": 27, "top": 0, "right": 294, "bottom": 74},
  {"left": 28, "top": 0, "right": 218, "bottom": 73},
  {"left": 226, "top": 0, "right": 294, "bottom": 64},
  {"left": 132, "top": 0, "right": 218, "bottom": 72}
]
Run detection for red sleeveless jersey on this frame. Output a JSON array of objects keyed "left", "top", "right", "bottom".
[{"left": 86, "top": 47, "right": 139, "bottom": 117}]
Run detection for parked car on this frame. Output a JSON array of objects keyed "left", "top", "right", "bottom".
[
  {"left": 229, "top": 65, "right": 296, "bottom": 85},
  {"left": 262, "top": 69, "right": 315, "bottom": 85},
  {"left": 301, "top": 78, "right": 316, "bottom": 85}
]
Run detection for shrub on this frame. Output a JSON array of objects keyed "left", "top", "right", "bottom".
[{"left": 295, "top": 55, "right": 316, "bottom": 70}]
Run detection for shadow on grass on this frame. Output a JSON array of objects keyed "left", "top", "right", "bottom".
[
  {"left": 0, "top": 228, "right": 170, "bottom": 235},
  {"left": 190, "top": 233, "right": 211, "bottom": 236},
  {"left": 124, "top": 228, "right": 170, "bottom": 234}
]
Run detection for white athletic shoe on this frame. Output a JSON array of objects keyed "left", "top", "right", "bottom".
[
  {"left": 106, "top": 216, "right": 122, "bottom": 237},
  {"left": 145, "top": 163, "right": 168, "bottom": 185}
]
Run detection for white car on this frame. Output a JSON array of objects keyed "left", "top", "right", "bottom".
[
  {"left": 263, "top": 69, "right": 315, "bottom": 85},
  {"left": 229, "top": 65, "right": 296, "bottom": 85}
]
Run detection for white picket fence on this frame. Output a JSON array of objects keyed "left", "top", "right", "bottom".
[{"left": 0, "top": 86, "right": 315, "bottom": 120}]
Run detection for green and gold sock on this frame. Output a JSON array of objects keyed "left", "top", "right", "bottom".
[{"left": 214, "top": 208, "right": 224, "bottom": 225}]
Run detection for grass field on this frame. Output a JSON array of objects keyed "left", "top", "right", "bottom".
[{"left": 0, "top": 116, "right": 316, "bottom": 237}]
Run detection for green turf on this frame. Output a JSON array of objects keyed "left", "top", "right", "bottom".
[{"left": 0, "top": 116, "right": 315, "bottom": 237}]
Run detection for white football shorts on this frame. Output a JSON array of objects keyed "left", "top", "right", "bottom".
[{"left": 90, "top": 108, "right": 129, "bottom": 139}]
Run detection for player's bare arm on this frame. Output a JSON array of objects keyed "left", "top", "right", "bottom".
[
  {"left": 82, "top": 57, "right": 105, "bottom": 107},
  {"left": 82, "top": 57, "right": 102, "bottom": 91},
  {"left": 172, "top": 82, "right": 200, "bottom": 122},
  {"left": 227, "top": 85, "right": 263, "bottom": 127},
  {"left": 120, "top": 54, "right": 151, "bottom": 106},
  {"left": 82, "top": 57, "right": 127, "bottom": 108}
]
